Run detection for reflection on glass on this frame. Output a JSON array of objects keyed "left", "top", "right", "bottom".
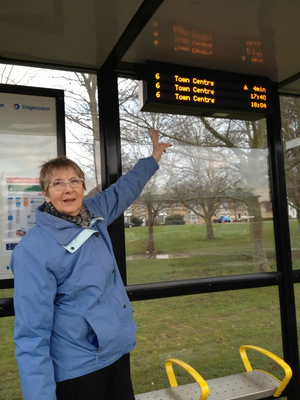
[
  {"left": 130, "top": 288, "right": 282, "bottom": 395},
  {"left": 147, "top": 18, "right": 264, "bottom": 70},
  {"left": 281, "top": 96, "right": 300, "bottom": 269},
  {"left": 120, "top": 79, "right": 275, "bottom": 284}
]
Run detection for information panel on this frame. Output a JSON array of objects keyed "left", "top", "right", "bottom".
[
  {"left": 139, "top": 62, "right": 275, "bottom": 119},
  {"left": 0, "top": 86, "right": 64, "bottom": 284}
]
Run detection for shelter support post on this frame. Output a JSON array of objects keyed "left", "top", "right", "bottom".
[
  {"left": 267, "top": 91, "right": 300, "bottom": 399},
  {"left": 97, "top": 68, "right": 127, "bottom": 285}
]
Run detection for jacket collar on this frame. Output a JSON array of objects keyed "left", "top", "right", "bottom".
[{"left": 36, "top": 205, "right": 85, "bottom": 246}]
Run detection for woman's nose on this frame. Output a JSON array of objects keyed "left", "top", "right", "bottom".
[{"left": 64, "top": 182, "right": 74, "bottom": 191}]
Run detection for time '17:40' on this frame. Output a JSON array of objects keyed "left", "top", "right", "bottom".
[{"left": 251, "top": 93, "right": 267, "bottom": 100}]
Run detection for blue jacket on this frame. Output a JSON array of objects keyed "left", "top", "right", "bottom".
[{"left": 11, "top": 156, "right": 159, "bottom": 400}]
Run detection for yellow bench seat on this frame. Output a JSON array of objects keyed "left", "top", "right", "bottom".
[
  {"left": 135, "top": 370, "right": 280, "bottom": 400},
  {"left": 135, "top": 345, "right": 292, "bottom": 400}
]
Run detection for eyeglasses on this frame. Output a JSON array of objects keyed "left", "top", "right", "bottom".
[{"left": 48, "top": 178, "right": 84, "bottom": 190}]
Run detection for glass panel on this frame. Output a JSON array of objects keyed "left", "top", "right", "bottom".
[
  {"left": 281, "top": 95, "right": 300, "bottom": 269},
  {"left": 130, "top": 287, "right": 283, "bottom": 395},
  {"left": 120, "top": 79, "right": 276, "bottom": 284},
  {"left": 62, "top": 72, "right": 100, "bottom": 195}
]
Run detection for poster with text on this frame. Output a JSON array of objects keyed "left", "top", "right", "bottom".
[
  {"left": 0, "top": 87, "right": 62, "bottom": 281},
  {"left": 3, "top": 177, "right": 45, "bottom": 258}
]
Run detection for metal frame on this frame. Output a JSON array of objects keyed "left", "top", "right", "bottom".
[
  {"left": 0, "top": 83, "right": 65, "bottom": 157},
  {"left": 266, "top": 90, "right": 300, "bottom": 398},
  {"left": 97, "top": 68, "right": 127, "bottom": 283},
  {"left": 102, "top": 0, "right": 165, "bottom": 70}
]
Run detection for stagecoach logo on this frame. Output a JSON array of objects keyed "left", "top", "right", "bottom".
[
  {"left": 13, "top": 102, "right": 50, "bottom": 111},
  {"left": 25, "top": 104, "right": 50, "bottom": 111}
]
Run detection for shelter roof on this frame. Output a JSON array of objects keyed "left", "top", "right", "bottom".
[{"left": 0, "top": 0, "right": 299, "bottom": 95}]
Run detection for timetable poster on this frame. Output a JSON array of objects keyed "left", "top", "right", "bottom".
[{"left": 2, "top": 177, "right": 45, "bottom": 257}]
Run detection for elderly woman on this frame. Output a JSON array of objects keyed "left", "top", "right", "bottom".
[{"left": 11, "top": 129, "right": 171, "bottom": 400}]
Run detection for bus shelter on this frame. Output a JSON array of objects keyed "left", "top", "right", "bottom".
[{"left": 0, "top": 1, "right": 300, "bottom": 399}]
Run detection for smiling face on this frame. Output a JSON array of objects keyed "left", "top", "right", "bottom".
[{"left": 43, "top": 166, "right": 84, "bottom": 216}]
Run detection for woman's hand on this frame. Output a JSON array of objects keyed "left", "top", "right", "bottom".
[{"left": 151, "top": 128, "right": 172, "bottom": 162}]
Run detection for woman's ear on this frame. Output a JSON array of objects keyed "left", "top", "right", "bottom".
[{"left": 43, "top": 192, "right": 50, "bottom": 203}]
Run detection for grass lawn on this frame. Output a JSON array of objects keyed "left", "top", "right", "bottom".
[
  {"left": 0, "top": 289, "right": 21, "bottom": 400},
  {"left": 125, "top": 221, "right": 279, "bottom": 284},
  {"left": 1, "top": 220, "right": 300, "bottom": 398},
  {"left": 125, "top": 222, "right": 259, "bottom": 255}
]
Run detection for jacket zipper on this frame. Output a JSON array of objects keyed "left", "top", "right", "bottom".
[{"left": 95, "top": 347, "right": 100, "bottom": 363}]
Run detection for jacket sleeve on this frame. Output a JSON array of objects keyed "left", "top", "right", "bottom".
[
  {"left": 86, "top": 156, "right": 159, "bottom": 225},
  {"left": 11, "top": 245, "right": 57, "bottom": 400}
]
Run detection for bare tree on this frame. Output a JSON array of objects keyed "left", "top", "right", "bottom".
[
  {"left": 68, "top": 73, "right": 100, "bottom": 185},
  {"left": 135, "top": 182, "right": 169, "bottom": 256},
  {"left": 119, "top": 79, "right": 178, "bottom": 255},
  {"left": 0, "top": 64, "right": 35, "bottom": 85},
  {"left": 168, "top": 145, "right": 244, "bottom": 240},
  {"left": 198, "top": 117, "right": 271, "bottom": 272},
  {"left": 119, "top": 79, "right": 251, "bottom": 253}
]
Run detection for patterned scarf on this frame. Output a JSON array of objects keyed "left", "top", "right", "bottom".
[{"left": 42, "top": 201, "right": 92, "bottom": 228}]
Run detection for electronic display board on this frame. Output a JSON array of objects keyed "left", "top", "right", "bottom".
[{"left": 139, "top": 62, "right": 275, "bottom": 119}]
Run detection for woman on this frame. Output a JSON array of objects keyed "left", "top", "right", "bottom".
[{"left": 11, "top": 129, "right": 171, "bottom": 400}]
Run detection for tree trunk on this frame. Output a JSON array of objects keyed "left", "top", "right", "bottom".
[
  {"left": 147, "top": 222, "right": 156, "bottom": 256},
  {"left": 78, "top": 73, "right": 101, "bottom": 186},
  {"left": 247, "top": 196, "right": 271, "bottom": 272},
  {"left": 205, "top": 218, "right": 215, "bottom": 240},
  {"left": 87, "top": 76, "right": 100, "bottom": 186},
  {"left": 146, "top": 204, "right": 156, "bottom": 256}
]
